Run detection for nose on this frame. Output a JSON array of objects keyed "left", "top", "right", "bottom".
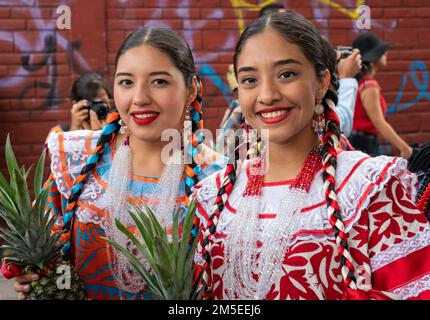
[
  {"left": 257, "top": 78, "right": 282, "bottom": 105},
  {"left": 132, "top": 84, "right": 151, "bottom": 106}
]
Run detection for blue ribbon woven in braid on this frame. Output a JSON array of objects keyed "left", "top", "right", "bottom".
[{"left": 61, "top": 119, "right": 120, "bottom": 257}]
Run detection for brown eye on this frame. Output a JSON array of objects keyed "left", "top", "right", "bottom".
[
  {"left": 241, "top": 77, "right": 256, "bottom": 85},
  {"left": 279, "top": 71, "right": 296, "bottom": 80},
  {"left": 118, "top": 79, "right": 133, "bottom": 87},
  {"left": 152, "top": 79, "right": 168, "bottom": 85}
]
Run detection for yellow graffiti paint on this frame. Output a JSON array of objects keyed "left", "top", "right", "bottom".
[
  {"left": 317, "top": 0, "right": 366, "bottom": 19},
  {"left": 230, "top": 0, "right": 275, "bottom": 33},
  {"left": 230, "top": 0, "right": 366, "bottom": 33}
]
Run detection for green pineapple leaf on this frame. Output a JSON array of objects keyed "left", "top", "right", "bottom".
[
  {"left": 113, "top": 217, "right": 155, "bottom": 266},
  {"left": 0, "top": 170, "right": 13, "bottom": 202},
  {"left": 143, "top": 202, "right": 168, "bottom": 242},
  {"left": 104, "top": 198, "right": 203, "bottom": 300},
  {"left": 33, "top": 149, "right": 46, "bottom": 199},
  {"left": 23, "top": 165, "right": 33, "bottom": 181},
  {"left": 129, "top": 203, "right": 155, "bottom": 253},
  {"left": 152, "top": 236, "right": 176, "bottom": 296},
  {"left": 103, "top": 236, "right": 164, "bottom": 298},
  {"left": 12, "top": 168, "right": 31, "bottom": 218},
  {"left": 0, "top": 188, "right": 20, "bottom": 218},
  {"left": 5, "top": 135, "right": 20, "bottom": 186},
  {"left": 176, "top": 200, "right": 196, "bottom": 282},
  {"left": 171, "top": 205, "right": 180, "bottom": 266}
]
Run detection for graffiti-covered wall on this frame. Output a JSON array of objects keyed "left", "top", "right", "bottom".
[{"left": 1, "top": 0, "right": 430, "bottom": 170}]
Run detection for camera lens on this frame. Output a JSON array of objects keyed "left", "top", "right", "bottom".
[{"left": 88, "top": 99, "right": 109, "bottom": 120}]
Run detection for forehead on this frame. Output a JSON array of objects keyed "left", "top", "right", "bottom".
[
  {"left": 116, "top": 44, "right": 177, "bottom": 73},
  {"left": 237, "top": 29, "right": 311, "bottom": 69}
]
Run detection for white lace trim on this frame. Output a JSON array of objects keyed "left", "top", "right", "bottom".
[
  {"left": 371, "top": 228, "right": 430, "bottom": 271},
  {"left": 195, "top": 151, "right": 413, "bottom": 245},
  {"left": 392, "top": 273, "right": 430, "bottom": 299},
  {"left": 47, "top": 130, "right": 101, "bottom": 198},
  {"left": 47, "top": 130, "right": 110, "bottom": 227}
]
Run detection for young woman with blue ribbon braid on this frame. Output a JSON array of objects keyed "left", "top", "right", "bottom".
[
  {"left": 12, "top": 27, "right": 225, "bottom": 300},
  {"left": 192, "top": 11, "right": 430, "bottom": 300}
]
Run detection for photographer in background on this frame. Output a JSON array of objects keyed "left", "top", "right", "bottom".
[
  {"left": 332, "top": 45, "right": 362, "bottom": 138},
  {"left": 50, "top": 72, "right": 112, "bottom": 134},
  {"left": 349, "top": 32, "right": 412, "bottom": 159}
]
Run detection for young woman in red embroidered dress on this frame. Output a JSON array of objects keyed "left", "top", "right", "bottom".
[{"left": 192, "top": 12, "right": 430, "bottom": 300}]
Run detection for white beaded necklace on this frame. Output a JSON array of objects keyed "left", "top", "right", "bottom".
[
  {"left": 105, "top": 136, "right": 184, "bottom": 294},
  {"left": 223, "top": 144, "right": 323, "bottom": 299}
]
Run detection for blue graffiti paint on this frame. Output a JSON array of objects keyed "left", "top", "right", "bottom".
[
  {"left": 199, "top": 64, "right": 232, "bottom": 106},
  {"left": 388, "top": 60, "right": 430, "bottom": 114}
]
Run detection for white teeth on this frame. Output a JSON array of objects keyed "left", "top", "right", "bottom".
[
  {"left": 133, "top": 113, "right": 158, "bottom": 119},
  {"left": 260, "top": 109, "right": 288, "bottom": 119}
]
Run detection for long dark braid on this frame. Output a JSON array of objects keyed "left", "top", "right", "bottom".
[
  {"left": 184, "top": 78, "right": 204, "bottom": 203},
  {"left": 321, "top": 96, "right": 358, "bottom": 290},
  {"left": 200, "top": 130, "right": 242, "bottom": 297},
  {"left": 185, "top": 78, "right": 206, "bottom": 242},
  {"left": 417, "top": 172, "right": 430, "bottom": 220},
  {"left": 62, "top": 112, "right": 121, "bottom": 260}
]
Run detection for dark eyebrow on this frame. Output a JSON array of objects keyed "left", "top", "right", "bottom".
[
  {"left": 237, "top": 66, "right": 256, "bottom": 74},
  {"left": 115, "top": 72, "right": 132, "bottom": 78},
  {"left": 237, "top": 58, "right": 302, "bottom": 74},
  {"left": 115, "top": 71, "right": 173, "bottom": 78},
  {"left": 274, "top": 58, "right": 302, "bottom": 67},
  {"left": 149, "top": 71, "right": 173, "bottom": 77}
]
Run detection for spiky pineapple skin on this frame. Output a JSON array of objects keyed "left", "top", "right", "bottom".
[{"left": 27, "top": 263, "right": 86, "bottom": 300}]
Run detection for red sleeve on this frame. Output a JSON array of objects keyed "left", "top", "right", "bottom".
[
  {"left": 367, "top": 176, "right": 430, "bottom": 299},
  {"left": 359, "top": 79, "right": 381, "bottom": 92}
]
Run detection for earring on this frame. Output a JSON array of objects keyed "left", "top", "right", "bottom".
[
  {"left": 182, "top": 106, "right": 192, "bottom": 152},
  {"left": 183, "top": 106, "right": 192, "bottom": 133},
  {"left": 118, "top": 118, "right": 128, "bottom": 134},
  {"left": 313, "top": 99, "right": 325, "bottom": 137},
  {"left": 241, "top": 121, "right": 258, "bottom": 159}
]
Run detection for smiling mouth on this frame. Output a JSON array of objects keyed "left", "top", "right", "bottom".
[
  {"left": 256, "top": 107, "right": 292, "bottom": 124},
  {"left": 130, "top": 111, "right": 160, "bottom": 125},
  {"left": 132, "top": 112, "right": 159, "bottom": 119},
  {"left": 258, "top": 109, "right": 289, "bottom": 119}
]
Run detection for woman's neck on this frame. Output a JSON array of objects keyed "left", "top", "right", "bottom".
[
  {"left": 264, "top": 128, "right": 321, "bottom": 183},
  {"left": 366, "top": 66, "right": 378, "bottom": 77},
  {"left": 118, "top": 134, "right": 167, "bottom": 178}
]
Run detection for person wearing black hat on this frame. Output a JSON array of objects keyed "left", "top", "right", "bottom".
[{"left": 349, "top": 31, "right": 412, "bottom": 159}]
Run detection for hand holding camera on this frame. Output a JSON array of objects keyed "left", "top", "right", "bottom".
[
  {"left": 70, "top": 99, "right": 109, "bottom": 131},
  {"left": 336, "top": 47, "right": 362, "bottom": 79}
]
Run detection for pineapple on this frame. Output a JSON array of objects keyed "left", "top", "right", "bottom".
[
  {"left": 104, "top": 198, "right": 204, "bottom": 300},
  {"left": 0, "top": 135, "right": 85, "bottom": 300}
]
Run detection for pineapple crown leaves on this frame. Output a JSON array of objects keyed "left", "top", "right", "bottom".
[
  {"left": 103, "top": 198, "right": 203, "bottom": 300},
  {"left": 0, "top": 135, "right": 47, "bottom": 215},
  {"left": 0, "top": 135, "right": 63, "bottom": 272}
]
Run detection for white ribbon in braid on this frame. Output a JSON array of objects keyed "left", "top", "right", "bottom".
[{"left": 322, "top": 97, "right": 357, "bottom": 290}]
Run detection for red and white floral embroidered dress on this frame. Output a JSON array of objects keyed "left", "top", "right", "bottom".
[{"left": 193, "top": 150, "right": 430, "bottom": 300}]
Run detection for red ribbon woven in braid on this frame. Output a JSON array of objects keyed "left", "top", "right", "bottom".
[
  {"left": 323, "top": 105, "right": 357, "bottom": 290},
  {"left": 417, "top": 182, "right": 430, "bottom": 213}
]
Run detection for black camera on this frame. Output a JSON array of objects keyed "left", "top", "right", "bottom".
[
  {"left": 86, "top": 99, "right": 110, "bottom": 120},
  {"left": 334, "top": 46, "right": 368, "bottom": 79},
  {"left": 335, "top": 46, "right": 354, "bottom": 59}
]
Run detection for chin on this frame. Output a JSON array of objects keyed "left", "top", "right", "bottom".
[
  {"left": 130, "top": 128, "right": 162, "bottom": 142},
  {"left": 266, "top": 130, "right": 294, "bottom": 144}
]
